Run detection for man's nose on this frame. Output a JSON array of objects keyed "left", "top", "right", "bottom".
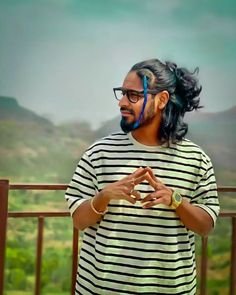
[{"left": 118, "top": 94, "right": 129, "bottom": 107}]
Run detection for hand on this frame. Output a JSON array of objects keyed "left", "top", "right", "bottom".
[
  {"left": 101, "top": 167, "right": 151, "bottom": 204},
  {"left": 140, "top": 167, "right": 173, "bottom": 209}
]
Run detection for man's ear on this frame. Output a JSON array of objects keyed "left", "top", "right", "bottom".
[{"left": 156, "top": 91, "right": 169, "bottom": 110}]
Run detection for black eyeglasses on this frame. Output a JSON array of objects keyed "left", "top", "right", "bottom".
[{"left": 113, "top": 87, "right": 160, "bottom": 103}]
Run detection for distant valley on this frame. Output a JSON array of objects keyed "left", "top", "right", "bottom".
[{"left": 0, "top": 96, "right": 235, "bottom": 185}]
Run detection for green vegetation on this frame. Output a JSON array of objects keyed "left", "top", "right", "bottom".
[
  {"left": 4, "top": 192, "right": 235, "bottom": 295},
  {"left": 4, "top": 190, "right": 74, "bottom": 294},
  {"left": 1, "top": 97, "right": 236, "bottom": 294}
]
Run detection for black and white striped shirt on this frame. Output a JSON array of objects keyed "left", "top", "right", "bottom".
[{"left": 65, "top": 132, "right": 220, "bottom": 295}]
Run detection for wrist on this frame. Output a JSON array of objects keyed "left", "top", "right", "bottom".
[
  {"left": 90, "top": 190, "right": 110, "bottom": 215},
  {"left": 98, "top": 189, "right": 111, "bottom": 204},
  {"left": 90, "top": 197, "right": 108, "bottom": 215}
]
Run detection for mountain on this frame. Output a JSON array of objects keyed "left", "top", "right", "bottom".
[
  {"left": 186, "top": 107, "right": 236, "bottom": 173},
  {"left": 96, "top": 106, "right": 236, "bottom": 142},
  {"left": 0, "top": 96, "right": 52, "bottom": 125},
  {"left": 0, "top": 96, "right": 235, "bottom": 185},
  {"left": 185, "top": 106, "right": 236, "bottom": 123},
  {"left": 0, "top": 97, "right": 89, "bottom": 182}
]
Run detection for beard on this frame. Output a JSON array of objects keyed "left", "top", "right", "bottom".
[
  {"left": 120, "top": 101, "right": 156, "bottom": 133},
  {"left": 120, "top": 117, "right": 136, "bottom": 133}
]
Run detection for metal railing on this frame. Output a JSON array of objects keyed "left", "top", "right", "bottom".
[
  {"left": 0, "top": 180, "right": 78, "bottom": 295},
  {"left": 0, "top": 179, "right": 236, "bottom": 295}
]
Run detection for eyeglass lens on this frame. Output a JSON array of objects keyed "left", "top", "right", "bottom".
[{"left": 114, "top": 89, "right": 142, "bottom": 103}]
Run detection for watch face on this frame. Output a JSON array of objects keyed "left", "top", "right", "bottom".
[
  {"left": 174, "top": 192, "right": 181, "bottom": 202},
  {"left": 171, "top": 191, "right": 182, "bottom": 209}
]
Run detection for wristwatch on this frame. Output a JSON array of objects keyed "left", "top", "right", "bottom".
[{"left": 170, "top": 191, "right": 183, "bottom": 209}]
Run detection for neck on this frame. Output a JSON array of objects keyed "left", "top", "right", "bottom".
[{"left": 131, "top": 116, "right": 161, "bottom": 146}]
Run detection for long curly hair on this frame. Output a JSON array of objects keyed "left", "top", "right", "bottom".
[{"left": 130, "top": 58, "right": 202, "bottom": 143}]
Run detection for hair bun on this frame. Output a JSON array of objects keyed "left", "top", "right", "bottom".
[
  {"left": 166, "top": 61, "right": 202, "bottom": 112},
  {"left": 165, "top": 62, "right": 177, "bottom": 73}
]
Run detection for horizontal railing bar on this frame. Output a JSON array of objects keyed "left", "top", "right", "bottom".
[
  {"left": 220, "top": 211, "right": 236, "bottom": 217},
  {"left": 7, "top": 184, "right": 236, "bottom": 192},
  {"left": 217, "top": 186, "right": 236, "bottom": 192},
  {"left": 7, "top": 211, "right": 236, "bottom": 218},
  {"left": 9, "top": 184, "right": 68, "bottom": 190},
  {"left": 9, "top": 183, "right": 68, "bottom": 190},
  {"left": 8, "top": 211, "right": 70, "bottom": 218}
]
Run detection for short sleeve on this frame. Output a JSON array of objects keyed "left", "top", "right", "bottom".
[
  {"left": 191, "top": 157, "right": 220, "bottom": 226},
  {"left": 65, "top": 152, "right": 98, "bottom": 216}
]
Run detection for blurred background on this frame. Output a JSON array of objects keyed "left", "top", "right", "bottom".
[{"left": 0, "top": 0, "right": 235, "bottom": 294}]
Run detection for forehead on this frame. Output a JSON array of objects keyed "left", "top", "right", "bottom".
[{"left": 122, "top": 71, "right": 143, "bottom": 90}]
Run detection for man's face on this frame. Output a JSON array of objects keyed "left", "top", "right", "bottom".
[{"left": 118, "top": 71, "right": 157, "bottom": 132}]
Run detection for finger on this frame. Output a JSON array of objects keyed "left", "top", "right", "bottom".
[
  {"left": 130, "top": 190, "right": 141, "bottom": 200},
  {"left": 136, "top": 172, "right": 158, "bottom": 189},
  {"left": 126, "top": 177, "right": 149, "bottom": 192},
  {"left": 123, "top": 185, "right": 141, "bottom": 200},
  {"left": 121, "top": 167, "right": 144, "bottom": 183},
  {"left": 122, "top": 185, "right": 132, "bottom": 195},
  {"left": 122, "top": 193, "right": 137, "bottom": 204},
  {"left": 132, "top": 167, "right": 150, "bottom": 180},
  {"left": 142, "top": 197, "right": 165, "bottom": 208},
  {"left": 133, "top": 172, "right": 154, "bottom": 185},
  {"left": 144, "top": 173, "right": 159, "bottom": 188},
  {"left": 145, "top": 172, "right": 166, "bottom": 191},
  {"left": 145, "top": 167, "right": 157, "bottom": 181},
  {"left": 125, "top": 179, "right": 135, "bottom": 190},
  {"left": 133, "top": 171, "right": 163, "bottom": 190},
  {"left": 120, "top": 186, "right": 139, "bottom": 204},
  {"left": 141, "top": 190, "right": 166, "bottom": 203},
  {"left": 146, "top": 167, "right": 164, "bottom": 185}
]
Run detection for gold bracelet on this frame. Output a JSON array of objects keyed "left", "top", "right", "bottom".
[{"left": 90, "top": 197, "right": 108, "bottom": 215}]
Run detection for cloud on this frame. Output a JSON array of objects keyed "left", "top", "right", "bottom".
[{"left": 0, "top": 0, "right": 235, "bottom": 126}]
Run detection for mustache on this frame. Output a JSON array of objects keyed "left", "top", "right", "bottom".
[{"left": 120, "top": 107, "right": 134, "bottom": 114}]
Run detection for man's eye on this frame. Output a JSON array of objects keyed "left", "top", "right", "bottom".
[{"left": 130, "top": 92, "right": 140, "bottom": 97}]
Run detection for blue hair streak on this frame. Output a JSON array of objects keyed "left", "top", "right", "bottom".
[{"left": 133, "top": 75, "right": 148, "bottom": 128}]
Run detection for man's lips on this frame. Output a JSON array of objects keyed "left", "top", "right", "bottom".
[
  {"left": 120, "top": 108, "right": 134, "bottom": 116},
  {"left": 121, "top": 111, "right": 132, "bottom": 116}
]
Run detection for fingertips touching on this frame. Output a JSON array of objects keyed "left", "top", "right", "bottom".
[
  {"left": 131, "top": 190, "right": 141, "bottom": 200},
  {"left": 127, "top": 196, "right": 137, "bottom": 204},
  {"left": 140, "top": 193, "right": 153, "bottom": 203}
]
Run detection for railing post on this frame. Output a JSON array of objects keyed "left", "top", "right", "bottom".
[
  {"left": 71, "top": 227, "right": 79, "bottom": 295},
  {"left": 35, "top": 216, "right": 44, "bottom": 295},
  {"left": 230, "top": 217, "right": 236, "bottom": 295},
  {"left": 0, "top": 179, "right": 9, "bottom": 295},
  {"left": 200, "top": 236, "right": 208, "bottom": 295}
]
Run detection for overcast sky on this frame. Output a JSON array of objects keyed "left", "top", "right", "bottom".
[{"left": 0, "top": 0, "right": 236, "bottom": 127}]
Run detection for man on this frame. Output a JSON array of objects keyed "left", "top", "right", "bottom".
[{"left": 65, "top": 58, "right": 220, "bottom": 294}]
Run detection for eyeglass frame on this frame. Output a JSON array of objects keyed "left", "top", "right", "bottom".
[{"left": 113, "top": 87, "right": 163, "bottom": 103}]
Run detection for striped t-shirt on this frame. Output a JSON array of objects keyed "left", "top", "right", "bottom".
[{"left": 65, "top": 132, "right": 220, "bottom": 295}]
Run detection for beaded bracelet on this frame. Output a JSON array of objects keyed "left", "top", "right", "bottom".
[{"left": 90, "top": 197, "right": 108, "bottom": 215}]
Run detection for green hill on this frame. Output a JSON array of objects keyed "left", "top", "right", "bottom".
[
  {"left": 0, "top": 96, "right": 90, "bottom": 182},
  {"left": 0, "top": 96, "right": 235, "bottom": 185},
  {"left": 186, "top": 107, "right": 236, "bottom": 174},
  {"left": 0, "top": 96, "right": 51, "bottom": 125}
]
